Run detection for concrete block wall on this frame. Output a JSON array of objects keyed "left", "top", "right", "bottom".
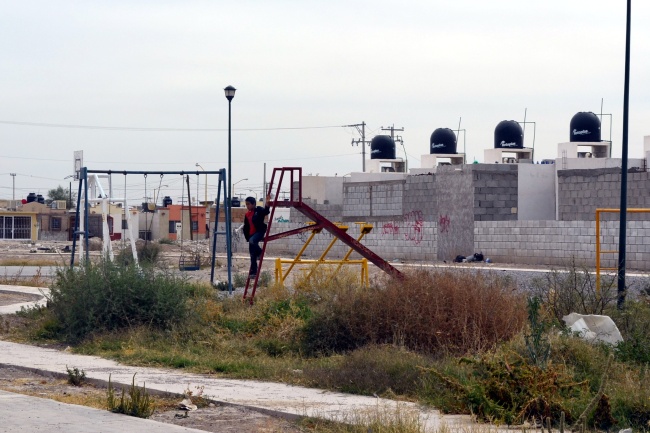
[
  {"left": 342, "top": 184, "right": 372, "bottom": 218},
  {"left": 474, "top": 220, "right": 650, "bottom": 270},
  {"left": 435, "top": 166, "right": 475, "bottom": 260},
  {"left": 403, "top": 174, "right": 436, "bottom": 222},
  {"left": 472, "top": 164, "right": 518, "bottom": 221},
  {"left": 289, "top": 203, "right": 343, "bottom": 224},
  {"left": 558, "top": 168, "right": 650, "bottom": 221}
]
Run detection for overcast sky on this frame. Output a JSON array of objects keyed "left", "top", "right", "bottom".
[{"left": 1, "top": 1, "right": 649, "bottom": 205}]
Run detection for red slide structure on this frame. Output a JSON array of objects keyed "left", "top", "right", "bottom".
[{"left": 243, "top": 167, "right": 403, "bottom": 303}]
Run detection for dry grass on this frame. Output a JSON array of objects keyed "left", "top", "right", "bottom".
[
  {"left": 0, "top": 266, "right": 51, "bottom": 287},
  {"left": 302, "top": 269, "right": 527, "bottom": 356}
]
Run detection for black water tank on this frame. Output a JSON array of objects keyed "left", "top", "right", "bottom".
[
  {"left": 494, "top": 120, "right": 523, "bottom": 149},
  {"left": 370, "top": 135, "right": 396, "bottom": 159},
  {"left": 570, "top": 112, "right": 601, "bottom": 142},
  {"left": 162, "top": 196, "right": 173, "bottom": 207},
  {"left": 26, "top": 192, "right": 37, "bottom": 203},
  {"left": 430, "top": 128, "right": 457, "bottom": 154},
  {"left": 36, "top": 194, "right": 45, "bottom": 204}
]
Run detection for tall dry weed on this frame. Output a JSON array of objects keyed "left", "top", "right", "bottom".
[{"left": 302, "top": 269, "right": 526, "bottom": 355}]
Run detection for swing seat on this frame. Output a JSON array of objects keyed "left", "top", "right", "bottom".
[{"left": 179, "top": 253, "right": 201, "bottom": 271}]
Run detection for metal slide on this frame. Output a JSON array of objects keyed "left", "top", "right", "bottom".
[{"left": 243, "top": 167, "right": 403, "bottom": 303}]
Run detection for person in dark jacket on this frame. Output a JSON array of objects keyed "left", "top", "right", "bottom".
[{"left": 243, "top": 195, "right": 271, "bottom": 276}]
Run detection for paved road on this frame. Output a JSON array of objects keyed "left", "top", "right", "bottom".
[{"left": 0, "top": 390, "right": 208, "bottom": 433}]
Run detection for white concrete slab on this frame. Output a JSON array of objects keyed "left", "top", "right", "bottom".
[{"left": 0, "top": 340, "right": 468, "bottom": 431}]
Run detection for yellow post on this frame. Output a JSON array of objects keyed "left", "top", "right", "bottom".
[
  {"left": 305, "top": 223, "right": 348, "bottom": 279},
  {"left": 335, "top": 222, "right": 372, "bottom": 273},
  {"left": 281, "top": 223, "right": 322, "bottom": 282},
  {"left": 275, "top": 258, "right": 283, "bottom": 285}
]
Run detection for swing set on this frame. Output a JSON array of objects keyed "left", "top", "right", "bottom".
[{"left": 70, "top": 167, "right": 234, "bottom": 291}]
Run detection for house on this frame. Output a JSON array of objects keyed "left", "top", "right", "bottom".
[
  {"left": 0, "top": 209, "right": 38, "bottom": 241},
  {"left": 17, "top": 202, "right": 68, "bottom": 241}
]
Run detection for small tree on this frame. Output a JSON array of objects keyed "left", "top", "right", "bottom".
[{"left": 47, "top": 185, "right": 76, "bottom": 209}]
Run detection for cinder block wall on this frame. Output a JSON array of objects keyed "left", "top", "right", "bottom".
[
  {"left": 435, "top": 166, "right": 475, "bottom": 260},
  {"left": 558, "top": 168, "right": 650, "bottom": 221},
  {"left": 472, "top": 164, "right": 518, "bottom": 221},
  {"left": 474, "top": 220, "right": 650, "bottom": 270}
]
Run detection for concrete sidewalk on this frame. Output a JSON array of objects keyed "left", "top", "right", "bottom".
[
  {"left": 0, "top": 390, "right": 209, "bottom": 433},
  {"left": 0, "top": 284, "right": 48, "bottom": 315},
  {"left": 0, "top": 284, "right": 471, "bottom": 432}
]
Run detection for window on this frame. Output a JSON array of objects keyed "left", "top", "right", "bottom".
[
  {"left": 191, "top": 221, "right": 198, "bottom": 232},
  {"left": 51, "top": 217, "right": 62, "bottom": 231},
  {"left": 122, "top": 219, "right": 128, "bottom": 230},
  {"left": 169, "top": 221, "right": 178, "bottom": 234}
]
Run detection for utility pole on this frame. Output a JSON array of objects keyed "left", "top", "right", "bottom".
[
  {"left": 381, "top": 125, "right": 407, "bottom": 172},
  {"left": 10, "top": 173, "right": 16, "bottom": 201},
  {"left": 381, "top": 124, "right": 404, "bottom": 140},
  {"left": 346, "top": 122, "right": 369, "bottom": 172}
]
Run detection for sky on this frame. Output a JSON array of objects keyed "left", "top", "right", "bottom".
[{"left": 1, "top": 1, "right": 649, "bottom": 205}]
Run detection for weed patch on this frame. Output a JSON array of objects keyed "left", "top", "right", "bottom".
[
  {"left": 302, "top": 270, "right": 526, "bottom": 356},
  {"left": 46, "top": 260, "right": 196, "bottom": 342},
  {"left": 66, "top": 365, "right": 86, "bottom": 386},
  {"left": 107, "top": 373, "right": 154, "bottom": 418}
]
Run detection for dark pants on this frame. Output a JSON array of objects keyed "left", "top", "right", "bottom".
[{"left": 248, "top": 231, "right": 264, "bottom": 275}]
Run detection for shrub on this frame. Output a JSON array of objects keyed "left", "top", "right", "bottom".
[
  {"left": 529, "top": 259, "right": 617, "bottom": 322},
  {"left": 107, "top": 373, "right": 154, "bottom": 418},
  {"left": 611, "top": 299, "right": 650, "bottom": 365},
  {"left": 47, "top": 260, "right": 193, "bottom": 342},
  {"left": 115, "top": 242, "right": 162, "bottom": 266},
  {"left": 66, "top": 365, "right": 86, "bottom": 386},
  {"left": 301, "top": 269, "right": 527, "bottom": 356}
]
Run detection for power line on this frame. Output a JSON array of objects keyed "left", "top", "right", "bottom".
[{"left": 0, "top": 120, "right": 346, "bottom": 132}]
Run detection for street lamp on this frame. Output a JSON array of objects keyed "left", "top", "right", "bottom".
[
  {"left": 224, "top": 84, "right": 236, "bottom": 294},
  {"left": 233, "top": 178, "right": 248, "bottom": 200},
  {"left": 195, "top": 163, "right": 208, "bottom": 206},
  {"left": 10, "top": 173, "right": 16, "bottom": 201},
  {"left": 64, "top": 175, "right": 75, "bottom": 209},
  {"left": 153, "top": 185, "right": 169, "bottom": 205}
]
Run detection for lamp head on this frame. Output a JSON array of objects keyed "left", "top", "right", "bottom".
[{"left": 224, "top": 85, "right": 236, "bottom": 101}]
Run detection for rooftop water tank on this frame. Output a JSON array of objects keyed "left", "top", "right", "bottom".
[
  {"left": 370, "top": 135, "right": 396, "bottom": 159},
  {"left": 430, "top": 128, "right": 457, "bottom": 154},
  {"left": 36, "top": 194, "right": 45, "bottom": 204},
  {"left": 570, "top": 112, "right": 601, "bottom": 142},
  {"left": 26, "top": 192, "right": 37, "bottom": 203},
  {"left": 494, "top": 120, "right": 523, "bottom": 149},
  {"left": 162, "top": 196, "right": 173, "bottom": 207}
]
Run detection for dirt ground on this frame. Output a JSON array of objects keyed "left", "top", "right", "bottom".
[{"left": 0, "top": 365, "right": 304, "bottom": 433}]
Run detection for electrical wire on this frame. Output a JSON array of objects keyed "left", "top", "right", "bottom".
[{"left": 0, "top": 120, "right": 347, "bottom": 132}]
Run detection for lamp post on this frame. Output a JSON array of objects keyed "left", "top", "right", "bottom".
[
  {"left": 195, "top": 163, "right": 208, "bottom": 206},
  {"left": 233, "top": 178, "right": 248, "bottom": 200},
  {"left": 224, "top": 85, "right": 236, "bottom": 293},
  {"left": 10, "top": 173, "right": 16, "bottom": 201},
  {"left": 617, "top": 0, "right": 632, "bottom": 309},
  {"left": 64, "top": 175, "right": 75, "bottom": 209},
  {"left": 153, "top": 185, "right": 169, "bottom": 205}
]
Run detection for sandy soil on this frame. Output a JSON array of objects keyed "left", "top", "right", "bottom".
[{"left": 0, "top": 365, "right": 303, "bottom": 433}]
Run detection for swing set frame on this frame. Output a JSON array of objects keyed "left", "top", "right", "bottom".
[{"left": 70, "top": 167, "right": 234, "bottom": 292}]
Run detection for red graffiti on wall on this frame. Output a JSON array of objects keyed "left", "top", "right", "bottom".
[
  {"left": 381, "top": 222, "right": 400, "bottom": 235},
  {"left": 402, "top": 210, "right": 424, "bottom": 244},
  {"left": 439, "top": 214, "right": 451, "bottom": 233},
  {"left": 381, "top": 211, "right": 424, "bottom": 245}
]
